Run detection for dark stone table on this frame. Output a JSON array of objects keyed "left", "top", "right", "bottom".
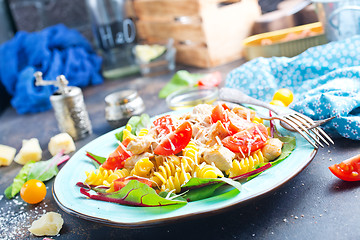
[{"left": 1, "top": 60, "right": 359, "bottom": 240}]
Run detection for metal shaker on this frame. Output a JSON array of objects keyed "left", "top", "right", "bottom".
[{"left": 34, "top": 72, "right": 92, "bottom": 140}]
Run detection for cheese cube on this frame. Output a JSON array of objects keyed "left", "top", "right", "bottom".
[
  {"left": 14, "top": 138, "right": 42, "bottom": 165},
  {"left": 28, "top": 212, "right": 64, "bottom": 236},
  {"left": 48, "top": 133, "right": 76, "bottom": 156},
  {"left": 0, "top": 144, "right": 17, "bottom": 166}
]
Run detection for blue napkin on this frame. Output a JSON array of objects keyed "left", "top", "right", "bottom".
[
  {"left": 0, "top": 24, "right": 103, "bottom": 114},
  {"left": 226, "top": 36, "right": 360, "bottom": 140}
]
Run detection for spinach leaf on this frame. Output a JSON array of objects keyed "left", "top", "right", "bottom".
[
  {"left": 27, "top": 153, "right": 65, "bottom": 182},
  {"left": 180, "top": 177, "right": 242, "bottom": 202},
  {"left": 80, "top": 180, "right": 187, "bottom": 207},
  {"left": 247, "top": 135, "right": 296, "bottom": 181},
  {"left": 272, "top": 135, "right": 296, "bottom": 166},
  {"left": 86, "top": 151, "right": 107, "bottom": 169},
  {"left": 4, "top": 161, "right": 35, "bottom": 199},
  {"left": 114, "top": 131, "right": 124, "bottom": 142},
  {"left": 158, "top": 70, "right": 204, "bottom": 98}
]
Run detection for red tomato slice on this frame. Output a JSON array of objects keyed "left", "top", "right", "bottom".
[
  {"left": 101, "top": 143, "right": 132, "bottom": 170},
  {"left": 329, "top": 154, "right": 360, "bottom": 181},
  {"left": 154, "top": 121, "right": 192, "bottom": 156},
  {"left": 222, "top": 124, "right": 268, "bottom": 155},
  {"left": 211, "top": 104, "right": 229, "bottom": 124},
  {"left": 197, "top": 71, "right": 222, "bottom": 87},
  {"left": 113, "top": 176, "right": 153, "bottom": 191},
  {"left": 211, "top": 103, "right": 253, "bottom": 135},
  {"left": 153, "top": 115, "right": 175, "bottom": 136}
]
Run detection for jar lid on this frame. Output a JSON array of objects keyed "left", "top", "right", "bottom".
[{"left": 105, "top": 89, "right": 139, "bottom": 106}]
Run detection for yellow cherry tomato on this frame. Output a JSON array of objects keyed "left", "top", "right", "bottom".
[
  {"left": 272, "top": 88, "right": 294, "bottom": 106},
  {"left": 269, "top": 99, "right": 286, "bottom": 107},
  {"left": 20, "top": 179, "right": 47, "bottom": 204}
]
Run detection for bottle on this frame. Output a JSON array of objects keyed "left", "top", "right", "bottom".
[{"left": 85, "top": 0, "right": 139, "bottom": 79}]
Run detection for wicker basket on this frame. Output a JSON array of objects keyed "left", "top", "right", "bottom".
[{"left": 126, "top": 0, "right": 261, "bottom": 68}]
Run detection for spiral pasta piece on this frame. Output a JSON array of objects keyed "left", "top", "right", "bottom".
[
  {"left": 160, "top": 166, "right": 191, "bottom": 193},
  {"left": 123, "top": 124, "right": 135, "bottom": 141},
  {"left": 138, "top": 128, "right": 149, "bottom": 136},
  {"left": 85, "top": 167, "right": 130, "bottom": 186},
  {"left": 151, "top": 159, "right": 179, "bottom": 186},
  {"left": 194, "top": 162, "right": 224, "bottom": 179},
  {"left": 226, "top": 150, "right": 266, "bottom": 178},
  {"left": 130, "top": 157, "right": 154, "bottom": 177},
  {"left": 182, "top": 141, "right": 200, "bottom": 174}
]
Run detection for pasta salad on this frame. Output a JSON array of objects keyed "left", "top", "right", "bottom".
[{"left": 77, "top": 103, "right": 295, "bottom": 207}]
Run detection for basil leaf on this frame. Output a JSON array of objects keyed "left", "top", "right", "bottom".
[
  {"left": 4, "top": 161, "right": 36, "bottom": 199},
  {"left": 158, "top": 70, "right": 204, "bottom": 98}
]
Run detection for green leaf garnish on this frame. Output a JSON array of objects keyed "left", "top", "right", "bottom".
[
  {"left": 158, "top": 70, "right": 204, "bottom": 98},
  {"left": 115, "top": 113, "right": 151, "bottom": 141},
  {"left": 80, "top": 180, "right": 187, "bottom": 207},
  {"left": 4, "top": 161, "right": 35, "bottom": 199},
  {"left": 180, "top": 177, "right": 242, "bottom": 202},
  {"left": 86, "top": 151, "right": 107, "bottom": 169}
]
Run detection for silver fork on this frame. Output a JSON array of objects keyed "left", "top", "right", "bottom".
[{"left": 219, "top": 88, "right": 334, "bottom": 149}]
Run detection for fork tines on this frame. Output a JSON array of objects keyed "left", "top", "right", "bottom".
[{"left": 282, "top": 113, "right": 334, "bottom": 149}]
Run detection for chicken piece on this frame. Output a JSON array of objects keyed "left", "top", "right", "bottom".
[
  {"left": 125, "top": 152, "right": 153, "bottom": 169},
  {"left": 231, "top": 106, "right": 256, "bottom": 122},
  {"left": 261, "top": 138, "right": 283, "bottom": 161},
  {"left": 203, "top": 144, "right": 235, "bottom": 171},
  {"left": 185, "top": 104, "right": 213, "bottom": 126},
  {"left": 126, "top": 135, "right": 154, "bottom": 155},
  {"left": 206, "top": 121, "right": 229, "bottom": 146}
]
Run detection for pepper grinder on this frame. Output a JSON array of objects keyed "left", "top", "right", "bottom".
[{"left": 34, "top": 72, "right": 92, "bottom": 140}]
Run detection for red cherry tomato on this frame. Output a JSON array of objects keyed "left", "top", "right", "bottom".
[
  {"left": 197, "top": 72, "right": 222, "bottom": 87},
  {"left": 20, "top": 179, "right": 47, "bottom": 204},
  {"left": 329, "top": 154, "right": 360, "bottom": 181},
  {"left": 222, "top": 124, "right": 268, "bottom": 154},
  {"left": 101, "top": 143, "right": 132, "bottom": 170},
  {"left": 153, "top": 115, "right": 175, "bottom": 136},
  {"left": 211, "top": 103, "right": 253, "bottom": 135},
  {"left": 154, "top": 121, "right": 192, "bottom": 156},
  {"left": 113, "top": 176, "right": 153, "bottom": 191}
]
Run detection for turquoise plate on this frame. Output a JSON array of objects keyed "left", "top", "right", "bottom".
[{"left": 53, "top": 108, "right": 317, "bottom": 228}]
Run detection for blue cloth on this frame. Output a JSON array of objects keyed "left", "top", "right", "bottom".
[
  {"left": 226, "top": 36, "right": 360, "bottom": 140},
  {"left": 0, "top": 24, "right": 103, "bottom": 114}
]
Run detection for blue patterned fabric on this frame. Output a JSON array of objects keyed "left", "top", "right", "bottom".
[
  {"left": 226, "top": 36, "right": 360, "bottom": 140},
  {"left": 0, "top": 24, "right": 103, "bottom": 114}
]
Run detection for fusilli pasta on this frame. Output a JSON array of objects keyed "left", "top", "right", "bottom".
[{"left": 226, "top": 150, "right": 267, "bottom": 177}]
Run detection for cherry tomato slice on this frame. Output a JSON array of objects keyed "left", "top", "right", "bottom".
[
  {"left": 153, "top": 115, "right": 175, "bottom": 136},
  {"left": 197, "top": 71, "right": 222, "bottom": 87},
  {"left": 211, "top": 103, "right": 253, "bottom": 135},
  {"left": 20, "top": 179, "right": 47, "bottom": 204},
  {"left": 113, "top": 176, "right": 153, "bottom": 191},
  {"left": 329, "top": 154, "right": 360, "bottom": 181},
  {"left": 101, "top": 143, "right": 132, "bottom": 170},
  {"left": 154, "top": 121, "right": 192, "bottom": 156},
  {"left": 222, "top": 124, "right": 268, "bottom": 154}
]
